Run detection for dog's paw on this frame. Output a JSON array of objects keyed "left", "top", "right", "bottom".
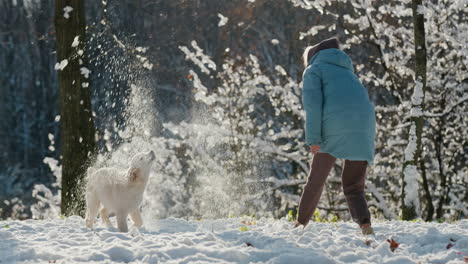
[
  {"left": 106, "top": 226, "right": 119, "bottom": 232},
  {"left": 129, "top": 226, "right": 141, "bottom": 237},
  {"left": 85, "top": 219, "right": 94, "bottom": 229}
]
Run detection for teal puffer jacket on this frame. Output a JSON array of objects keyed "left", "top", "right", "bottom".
[{"left": 302, "top": 48, "right": 376, "bottom": 164}]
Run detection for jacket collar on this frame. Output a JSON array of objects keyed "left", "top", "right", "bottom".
[{"left": 308, "top": 48, "right": 354, "bottom": 72}]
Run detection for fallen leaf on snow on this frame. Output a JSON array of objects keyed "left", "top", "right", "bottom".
[
  {"left": 387, "top": 238, "right": 399, "bottom": 252},
  {"left": 241, "top": 220, "right": 256, "bottom": 226}
]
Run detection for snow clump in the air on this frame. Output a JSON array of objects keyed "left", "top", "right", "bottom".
[
  {"left": 80, "top": 67, "right": 91, "bottom": 78},
  {"left": 71, "top": 36, "right": 80, "bottom": 47},
  {"left": 218, "top": 13, "right": 228, "bottom": 27},
  {"left": 63, "top": 6, "right": 73, "bottom": 19},
  {"left": 54, "top": 59, "right": 68, "bottom": 71}
]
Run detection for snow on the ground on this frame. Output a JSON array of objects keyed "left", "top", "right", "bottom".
[{"left": 0, "top": 216, "right": 466, "bottom": 263}]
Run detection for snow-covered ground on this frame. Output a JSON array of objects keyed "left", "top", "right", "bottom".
[{"left": 0, "top": 216, "right": 466, "bottom": 263}]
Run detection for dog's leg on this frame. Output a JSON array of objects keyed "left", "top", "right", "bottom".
[
  {"left": 116, "top": 212, "right": 128, "bottom": 232},
  {"left": 101, "top": 208, "right": 113, "bottom": 228},
  {"left": 85, "top": 193, "right": 100, "bottom": 229},
  {"left": 130, "top": 210, "right": 143, "bottom": 228}
]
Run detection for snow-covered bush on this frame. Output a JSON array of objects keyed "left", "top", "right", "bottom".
[
  {"left": 174, "top": 42, "right": 315, "bottom": 217},
  {"left": 30, "top": 157, "right": 62, "bottom": 219}
]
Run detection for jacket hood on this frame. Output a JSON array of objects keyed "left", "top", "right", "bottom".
[{"left": 308, "top": 48, "right": 354, "bottom": 72}]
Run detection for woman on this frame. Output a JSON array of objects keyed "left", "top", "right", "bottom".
[{"left": 296, "top": 37, "right": 376, "bottom": 235}]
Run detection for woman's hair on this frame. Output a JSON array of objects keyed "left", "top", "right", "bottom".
[{"left": 303, "top": 37, "right": 340, "bottom": 67}]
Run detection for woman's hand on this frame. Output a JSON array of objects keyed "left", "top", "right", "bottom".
[{"left": 310, "top": 145, "right": 320, "bottom": 155}]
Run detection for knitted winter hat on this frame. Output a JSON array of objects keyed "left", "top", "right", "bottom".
[{"left": 303, "top": 37, "right": 340, "bottom": 66}]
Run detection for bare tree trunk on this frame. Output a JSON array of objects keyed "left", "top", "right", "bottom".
[
  {"left": 401, "top": 0, "right": 427, "bottom": 220},
  {"left": 55, "top": 0, "right": 95, "bottom": 216},
  {"left": 435, "top": 96, "right": 447, "bottom": 219},
  {"left": 420, "top": 157, "right": 434, "bottom": 221}
]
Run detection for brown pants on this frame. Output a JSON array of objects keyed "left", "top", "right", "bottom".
[{"left": 297, "top": 153, "right": 371, "bottom": 226}]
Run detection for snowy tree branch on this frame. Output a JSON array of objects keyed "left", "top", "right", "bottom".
[{"left": 423, "top": 95, "right": 468, "bottom": 117}]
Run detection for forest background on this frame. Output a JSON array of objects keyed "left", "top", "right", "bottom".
[{"left": 0, "top": 0, "right": 466, "bottom": 222}]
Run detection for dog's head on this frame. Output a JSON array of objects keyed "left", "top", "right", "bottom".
[{"left": 128, "top": 150, "right": 155, "bottom": 184}]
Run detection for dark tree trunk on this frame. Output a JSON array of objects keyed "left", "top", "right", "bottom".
[
  {"left": 420, "top": 157, "right": 434, "bottom": 221},
  {"left": 55, "top": 0, "right": 95, "bottom": 216},
  {"left": 401, "top": 0, "right": 427, "bottom": 220},
  {"left": 435, "top": 96, "right": 447, "bottom": 219}
]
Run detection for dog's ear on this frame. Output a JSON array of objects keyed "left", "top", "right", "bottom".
[{"left": 129, "top": 168, "right": 142, "bottom": 183}]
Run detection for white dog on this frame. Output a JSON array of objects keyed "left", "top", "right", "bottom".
[{"left": 85, "top": 150, "right": 155, "bottom": 232}]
